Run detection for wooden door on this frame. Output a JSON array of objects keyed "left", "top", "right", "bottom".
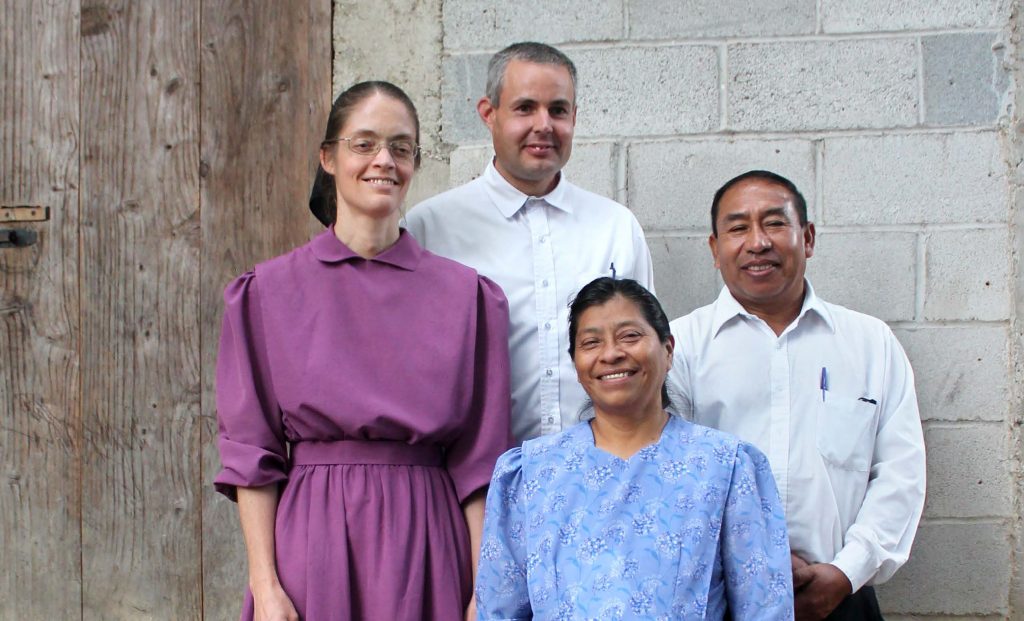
[{"left": 0, "top": 1, "right": 330, "bottom": 618}]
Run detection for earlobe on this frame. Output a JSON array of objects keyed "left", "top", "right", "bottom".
[
  {"left": 477, "top": 97, "right": 495, "bottom": 128},
  {"left": 804, "top": 222, "right": 816, "bottom": 258},
  {"left": 319, "top": 149, "right": 335, "bottom": 176},
  {"left": 708, "top": 234, "right": 720, "bottom": 268}
]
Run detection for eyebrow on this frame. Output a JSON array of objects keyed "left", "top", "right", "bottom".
[
  {"left": 347, "top": 128, "right": 415, "bottom": 141},
  {"left": 722, "top": 206, "right": 791, "bottom": 222},
  {"left": 578, "top": 320, "right": 646, "bottom": 335}
]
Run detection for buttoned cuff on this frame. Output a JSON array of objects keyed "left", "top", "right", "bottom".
[{"left": 830, "top": 540, "right": 877, "bottom": 593}]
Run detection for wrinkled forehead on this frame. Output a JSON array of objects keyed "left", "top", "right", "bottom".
[{"left": 718, "top": 179, "right": 798, "bottom": 218}]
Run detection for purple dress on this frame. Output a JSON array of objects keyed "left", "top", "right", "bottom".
[{"left": 214, "top": 228, "right": 512, "bottom": 620}]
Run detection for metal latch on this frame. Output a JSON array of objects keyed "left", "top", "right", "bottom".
[{"left": 0, "top": 228, "right": 38, "bottom": 248}]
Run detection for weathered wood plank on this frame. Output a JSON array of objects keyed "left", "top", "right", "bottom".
[
  {"left": 0, "top": 1, "right": 82, "bottom": 618},
  {"left": 78, "top": 1, "right": 201, "bottom": 618},
  {"left": 199, "top": 1, "right": 332, "bottom": 617}
]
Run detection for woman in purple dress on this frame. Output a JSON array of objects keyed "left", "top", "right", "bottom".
[{"left": 214, "top": 81, "right": 512, "bottom": 621}]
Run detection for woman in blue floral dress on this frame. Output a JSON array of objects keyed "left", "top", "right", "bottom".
[{"left": 476, "top": 278, "right": 793, "bottom": 620}]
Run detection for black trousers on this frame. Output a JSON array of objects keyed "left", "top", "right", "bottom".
[{"left": 825, "top": 586, "right": 884, "bottom": 621}]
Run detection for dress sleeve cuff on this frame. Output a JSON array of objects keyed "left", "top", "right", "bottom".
[
  {"left": 830, "top": 540, "right": 877, "bottom": 593},
  {"left": 213, "top": 437, "right": 288, "bottom": 502}
]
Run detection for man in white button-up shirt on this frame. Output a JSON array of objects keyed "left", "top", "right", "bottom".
[
  {"left": 406, "top": 43, "right": 654, "bottom": 442},
  {"left": 668, "top": 170, "right": 925, "bottom": 621}
]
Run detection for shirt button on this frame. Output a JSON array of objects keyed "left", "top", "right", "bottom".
[
  {"left": 540, "top": 234, "right": 548, "bottom": 243},
  {"left": 545, "top": 368, "right": 553, "bottom": 376},
  {"left": 542, "top": 279, "right": 549, "bottom": 287},
  {"left": 547, "top": 416, "right": 554, "bottom": 424},
  {"left": 544, "top": 322, "right": 551, "bottom": 330}
]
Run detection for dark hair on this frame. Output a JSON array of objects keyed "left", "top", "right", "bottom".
[
  {"left": 710, "top": 170, "right": 808, "bottom": 236},
  {"left": 309, "top": 81, "right": 421, "bottom": 227},
  {"left": 568, "top": 277, "right": 673, "bottom": 409},
  {"left": 486, "top": 42, "right": 578, "bottom": 106}
]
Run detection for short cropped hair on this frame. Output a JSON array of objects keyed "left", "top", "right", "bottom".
[
  {"left": 485, "top": 42, "right": 578, "bottom": 107},
  {"left": 710, "top": 170, "right": 808, "bottom": 236}
]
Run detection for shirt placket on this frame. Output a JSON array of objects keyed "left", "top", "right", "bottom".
[
  {"left": 769, "top": 335, "right": 792, "bottom": 509},
  {"left": 525, "top": 199, "right": 560, "bottom": 435}
]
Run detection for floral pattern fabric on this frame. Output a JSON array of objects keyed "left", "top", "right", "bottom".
[{"left": 476, "top": 415, "right": 794, "bottom": 620}]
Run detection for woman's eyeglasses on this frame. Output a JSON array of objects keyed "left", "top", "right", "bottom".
[{"left": 323, "top": 137, "right": 419, "bottom": 162}]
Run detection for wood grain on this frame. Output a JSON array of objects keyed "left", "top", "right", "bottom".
[
  {"left": 0, "top": 1, "right": 83, "bottom": 618},
  {"left": 199, "top": 1, "right": 332, "bottom": 617},
  {"left": 78, "top": 0, "right": 202, "bottom": 618}
]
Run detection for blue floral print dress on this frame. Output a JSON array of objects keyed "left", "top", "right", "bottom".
[{"left": 476, "top": 415, "right": 794, "bottom": 620}]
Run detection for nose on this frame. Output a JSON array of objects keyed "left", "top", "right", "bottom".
[
  {"left": 370, "top": 145, "right": 397, "bottom": 168},
  {"left": 598, "top": 340, "right": 626, "bottom": 364},
  {"left": 749, "top": 225, "right": 772, "bottom": 252},
  {"left": 532, "top": 109, "right": 552, "bottom": 133}
]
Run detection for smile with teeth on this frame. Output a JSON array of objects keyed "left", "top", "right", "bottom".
[
  {"left": 599, "top": 370, "right": 635, "bottom": 380},
  {"left": 744, "top": 263, "right": 776, "bottom": 272},
  {"left": 364, "top": 177, "right": 398, "bottom": 185}
]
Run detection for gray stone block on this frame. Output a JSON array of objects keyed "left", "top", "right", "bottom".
[
  {"left": 821, "top": 0, "right": 1004, "bottom": 32},
  {"left": 805, "top": 231, "right": 917, "bottom": 322},
  {"left": 574, "top": 46, "right": 719, "bottom": 137},
  {"left": 627, "top": 138, "right": 816, "bottom": 231},
  {"left": 921, "top": 424, "right": 1013, "bottom": 518},
  {"left": 443, "top": 0, "right": 623, "bottom": 51},
  {"left": 728, "top": 39, "right": 919, "bottom": 131},
  {"left": 877, "top": 521, "right": 1011, "bottom": 615},
  {"left": 448, "top": 142, "right": 618, "bottom": 199},
  {"left": 924, "top": 229, "right": 1010, "bottom": 321},
  {"left": 441, "top": 53, "right": 490, "bottom": 143},
  {"left": 648, "top": 235, "right": 721, "bottom": 320},
  {"left": 629, "top": 0, "right": 815, "bottom": 39},
  {"left": 923, "top": 33, "right": 1005, "bottom": 127},
  {"left": 894, "top": 326, "right": 1009, "bottom": 423},
  {"left": 822, "top": 132, "right": 1007, "bottom": 225}
]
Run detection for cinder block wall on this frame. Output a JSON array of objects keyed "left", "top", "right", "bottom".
[{"left": 334, "top": 1, "right": 1023, "bottom": 617}]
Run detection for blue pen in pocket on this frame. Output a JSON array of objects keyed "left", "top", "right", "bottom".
[{"left": 820, "top": 367, "right": 828, "bottom": 402}]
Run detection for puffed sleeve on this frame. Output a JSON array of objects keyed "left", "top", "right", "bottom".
[
  {"left": 445, "top": 275, "right": 513, "bottom": 503},
  {"left": 476, "top": 448, "right": 532, "bottom": 620},
  {"left": 722, "top": 443, "right": 794, "bottom": 620},
  {"left": 213, "top": 272, "right": 289, "bottom": 501}
]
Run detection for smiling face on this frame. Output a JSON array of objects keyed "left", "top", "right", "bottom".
[
  {"left": 477, "top": 59, "right": 576, "bottom": 196},
  {"left": 710, "top": 178, "right": 815, "bottom": 322},
  {"left": 319, "top": 93, "right": 417, "bottom": 225},
  {"left": 573, "top": 295, "right": 674, "bottom": 420}
]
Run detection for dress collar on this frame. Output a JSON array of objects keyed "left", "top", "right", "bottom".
[
  {"left": 710, "top": 279, "right": 834, "bottom": 338},
  {"left": 482, "top": 159, "right": 573, "bottom": 218},
  {"left": 309, "top": 226, "right": 423, "bottom": 271}
]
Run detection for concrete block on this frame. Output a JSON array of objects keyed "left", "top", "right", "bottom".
[
  {"left": 728, "top": 39, "right": 918, "bottom": 131},
  {"left": 441, "top": 53, "right": 490, "bottom": 143},
  {"left": 923, "top": 33, "right": 1005, "bottom": 127},
  {"left": 627, "top": 138, "right": 816, "bottom": 231},
  {"left": 574, "top": 46, "right": 719, "bottom": 137},
  {"left": 648, "top": 235, "right": 720, "bottom": 320},
  {"left": 821, "top": 0, "right": 1004, "bottom": 32},
  {"left": 448, "top": 142, "right": 617, "bottom": 199},
  {"left": 333, "top": 0, "right": 443, "bottom": 144},
  {"left": 822, "top": 132, "right": 1007, "bottom": 225},
  {"left": 920, "top": 425, "right": 1013, "bottom": 518},
  {"left": 877, "top": 521, "right": 1011, "bottom": 615},
  {"left": 629, "top": 0, "right": 815, "bottom": 39},
  {"left": 443, "top": 0, "right": 622, "bottom": 51},
  {"left": 805, "top": 231, "right": 917, "bottom": 322},
  {"left": 894, "top": 326, "right": 1009, "bottom": 423},
  {"left": 924, "top": 229, "right": 1010, "bottom": 321}
]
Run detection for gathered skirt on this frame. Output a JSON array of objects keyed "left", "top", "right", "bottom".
[{"left": 238, "top": 440, "right": 471, "bottom": 621}]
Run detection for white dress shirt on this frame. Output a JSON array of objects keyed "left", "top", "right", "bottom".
[
  {"left": 405, "top": 160, "right": 654, "bottom": 442},
  {"left": 668, "top": 282, "right": 925, "bottom": 592}
]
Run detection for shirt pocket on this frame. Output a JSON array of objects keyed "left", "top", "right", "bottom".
[{"left": 816, "top": 395, "right": 879, "bottom": 472}]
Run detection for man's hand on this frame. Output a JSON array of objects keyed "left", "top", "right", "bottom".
[{"left": 792, "top": 562, "right": 852, "bottom": 621}]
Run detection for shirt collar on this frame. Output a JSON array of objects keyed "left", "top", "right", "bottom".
[
  {"left": 710, "top": 279, "right": 835, "bottom": 337},
  {"left": 309, "top": 226, "right": 423, "bottom": 271},
  {"left": 482, "top": 158, "right": 573, "bottom": 218}
]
